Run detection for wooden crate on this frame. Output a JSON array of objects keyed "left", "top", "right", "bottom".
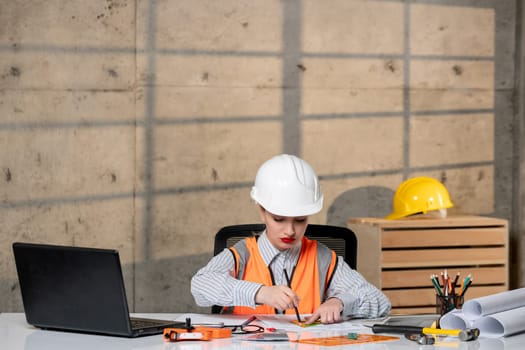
[{"left": 348, "top": 216, "right": 509, "bottom": 315}]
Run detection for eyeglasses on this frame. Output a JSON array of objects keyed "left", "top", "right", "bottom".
[{"left": 223, "top": 324, "right": 264, "bottom": 334}]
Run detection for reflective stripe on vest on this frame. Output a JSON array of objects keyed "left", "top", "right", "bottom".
[{"left": 227, "top": 236, "right": 337, "bottom": 315}]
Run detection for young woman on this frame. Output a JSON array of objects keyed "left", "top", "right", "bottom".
[{"left": 191, "top": 154, "right": 391, "bottom": 324}]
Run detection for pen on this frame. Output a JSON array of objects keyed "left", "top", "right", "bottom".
[
  {"left": 461, "top": 278, "right": 473, "bottom": 297},
  {"left": 453, "top": 272, "right": 460, "bottom": 287},
  {"left": 430, "top": 274, "right": 443, "bottom": 296},
  {"left": 464, "top": 274, "right": 472, "bottom": 287},
  {"left": 451, "top": 271, "right": 460, "bottom": 295},
  {"left": 460, "top": 274, "right": 472, "bottom": 295},
  {"left": 284, "top": 268, "right": 302, "bottom": 323}
]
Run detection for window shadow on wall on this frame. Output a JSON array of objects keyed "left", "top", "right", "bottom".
[{"left": 326, "top": 186, "right": 394, "bottom": 227}]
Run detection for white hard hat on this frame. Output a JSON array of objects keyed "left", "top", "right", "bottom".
[{"left": 250, "top": 154, "right": 323, "bottom": 217}]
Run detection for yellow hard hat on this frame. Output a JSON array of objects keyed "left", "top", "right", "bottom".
[{"left": 386, "top": 176, "right": 454, "bottom": 220}]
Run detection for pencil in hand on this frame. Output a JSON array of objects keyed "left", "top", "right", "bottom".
[{"left": 284, "top": 268, "right": 302, "bottom": 323}]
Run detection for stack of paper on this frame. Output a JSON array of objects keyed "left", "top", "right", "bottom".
[{"left": 439, "top": 288, "right": 525, "bottom": 337}]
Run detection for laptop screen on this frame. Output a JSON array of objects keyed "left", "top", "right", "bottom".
[{"left": 13, "top": 242, "right": 134, "bottom": 336}]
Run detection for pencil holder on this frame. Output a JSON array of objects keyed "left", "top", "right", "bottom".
[{"left": 436, "top": 294, "right": 464, "bottom": 316}]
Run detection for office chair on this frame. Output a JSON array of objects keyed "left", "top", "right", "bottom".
[
  {"left": 211, "top": 223, "right": 358, "bottom": 314},
  {"left": 214, "top": 223, "right": 357, "bottom": 269}
]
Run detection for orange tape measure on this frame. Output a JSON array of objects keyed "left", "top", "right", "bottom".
[{"left": 163, "top": 327, "right": 232, "bottom": 342}]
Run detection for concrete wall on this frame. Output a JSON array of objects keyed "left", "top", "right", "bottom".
[{"left": 1, "top": 0, "right": 522, "bottom": 313}]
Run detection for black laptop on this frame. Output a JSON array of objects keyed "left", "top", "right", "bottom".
[{"left": 12, "top": 242, "right": 184, "bottom": 337}]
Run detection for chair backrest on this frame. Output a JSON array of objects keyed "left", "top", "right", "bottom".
[{"left": 214, "top": 223, "right": 357, "bottom": 269}]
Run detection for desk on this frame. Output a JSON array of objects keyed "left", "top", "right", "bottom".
[{"left": 1, "top": 313, "right": 524, "bottom": 350}]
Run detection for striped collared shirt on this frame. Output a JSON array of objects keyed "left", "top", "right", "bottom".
[{"left": 191, "top": 231, "right": 391, "bottom": 318}]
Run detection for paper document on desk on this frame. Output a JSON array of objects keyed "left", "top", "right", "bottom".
[{"left": 256, "top": 314, "right": 364, "bottom": 332}]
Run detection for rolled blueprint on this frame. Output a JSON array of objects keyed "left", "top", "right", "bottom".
[
  {"left": 439, "top": 288, "right": 525, "bottom": 338},
  {"left": 462, "top": 288, "right": 525, "bottom": 319},
  {"left": 474, "top": 306, "right": 525, "bottom": 338}
]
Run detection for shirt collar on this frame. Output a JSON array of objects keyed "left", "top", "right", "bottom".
[{"left": 258, "top": 230, "right": 302, "bottom": 266}]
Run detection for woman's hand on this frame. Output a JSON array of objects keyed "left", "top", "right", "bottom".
[
  {"left": 304, "top": 297, "right": 343, "bottom": 324},
  {"left": 255, "top": 285, "right": 300, "bottom": 311}
]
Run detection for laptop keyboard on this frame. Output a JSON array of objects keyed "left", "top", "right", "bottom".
[{"left": 130, "top": 318, "right": 169, "bottom": 329}]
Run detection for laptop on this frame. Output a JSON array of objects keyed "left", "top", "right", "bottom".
[{"left": 12, "top": 242, "right": 184, "bottom": 337}]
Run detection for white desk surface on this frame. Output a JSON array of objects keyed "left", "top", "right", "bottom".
[{"left": 1, "top": 313, "right": 524, "bottom": 350}]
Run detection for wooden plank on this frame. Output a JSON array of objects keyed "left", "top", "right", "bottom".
[
  {"left": 383, "top": 286, "right": 507, "bottom": 307},
  {"left": 381, "top": 228, "right": 507, "bottom": 248},
  {"left": 348, "top": 216, "right": 507, "bottom": 229},
  {"left": 381, "top": 266, "right": 507, "bottom": 289},
  {"left": 381, "top": 247, "right": 507, "bottom": 268}
]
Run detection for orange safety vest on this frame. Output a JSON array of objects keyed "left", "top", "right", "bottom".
[{"left": 227, "top": 236, "right": 337, "bottom": 315}]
